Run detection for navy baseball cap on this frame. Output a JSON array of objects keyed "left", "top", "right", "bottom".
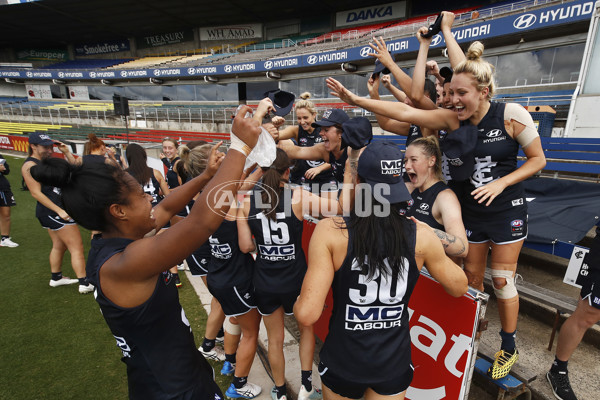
[
  {"left": 312, "top": 109, "right": 349, "bottom": 128},
  {"left": 28, "top": 132, "right": 55, "bottom": 146},
  {"left": 441, "top": 125, "right": 478, "bottom": 181},
  {"left": 372, "top": 60, "right": 390, "bottom": 78},
  {"left": 440, "top": 66, "right": 453, "bottom": 84},
  {"left": 264, "top": 89, "right": 295, "bottom": 117},
  {"left": 357, "top": 141, "right": 411, "bottom": 204},
  {"left": 341, "top": 117, "right": 373, "bottom": 150}
]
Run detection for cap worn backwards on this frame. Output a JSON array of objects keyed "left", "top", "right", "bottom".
[
  {"left": 312, "top": 109, "right": 349, "bottom": 128},
  {"left": 441, "top": 124, "right": 478, "bottom": 181},
  {"left": 28, "top": 132, "right": 55, "bottom": 146},
  {"left": 357, "top": 141, "right": 411, "bottom": 204}
]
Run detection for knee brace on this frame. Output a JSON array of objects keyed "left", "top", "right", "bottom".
[
  {"left": 224, "top": 317, "right": 241, "bottom": 336},
  {"left": 491, "top": 269, "right": 518, "bottom": 299}
]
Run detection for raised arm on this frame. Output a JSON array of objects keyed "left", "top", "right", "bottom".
[
  {"left": 112, "top": 105, "right": 265, "bottom": 281},
  {"left": 327, "top": 77, "right": 458, "bottom": 132},
  {"left": 415, "top": 223, "right": 468, "bottom": 297},
  {"left": 368, "top": 75, "right": 410, "bottom": 136},
  {"left": 278, "top": 139, "right": 328, "bottom": 161},
  {"left": 277, "top": 125, "right": 300, "bottom": 141},
  {"left": 440, "top": 11, "right": 466, "bottom": 68},
  {"left": 410, "top": 27, "right": 438, "bottom": 110}
]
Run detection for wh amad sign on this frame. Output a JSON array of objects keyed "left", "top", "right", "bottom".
[
  {"left": 336, "top": 1, "right": 406, "bottom": 27},
  {"left": 200, "top": 23, "right": 262, "bottom": 41}
]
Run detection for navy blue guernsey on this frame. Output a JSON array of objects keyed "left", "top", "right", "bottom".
[
  {"left": 25, "top": 157, "right": 64, "bottom": 218},
  {"left": 163, "top": 156, "right": 181, "bottom": 189},
  {"left": 86, "top": 236, "right": 216, "bottom": 399},
  {"left": 406, "top": 181, "right": 447, "bottom": 231},
  {"left": 319, "top": 218, "right": 419, "bottom": 382},
  {"left": 247, "top": 188, "right": 306, "bottom": 294},
  {"left": 127, "top": 170, "right": 163, "bottom": 206},
  {"left": 328, "top": 149, "right": 348, "bottom": 185},
  {"left": 290, "top": 126, "right": 334, "bottom": 186},
  {"left": 461, "top": 102, "right": 525, "bottom": 215},
  {"left": 405, "top": 124, "right": 423, "bottom": 147},
  {"left": 207, "top": 219, "right": 254, "bottom": 289}
]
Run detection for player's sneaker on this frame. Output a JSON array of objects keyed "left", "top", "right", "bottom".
[
  {"left": 270, "top": 386, "right": 287, "bottom": 400},
  {"left": 216, "top": 327, "right": 225, "bottom": 344},
  {"left": 199, "top": 345, "right": 225, "bottom": 361},
  {"left": 174, "top": 274, "right": 182, "bottom": 288},
  {"left": 177, "top": 262, "right": 186, "bottom": 271},
  {"left": 547, "top": 370, "right": 578, "bottom": 400},
  {"left": 225, "top": 383, "right": 261, "bottom": 399},
  {"left": 487, "top": 348, "right": 519, "bottom": 380},
  {"left": 221, "top": 361, "right": 235, "bottom": 376},
  {"left": 0, "top": 237, "right": 19, "bottom": 247},
  {"left": 298, "top": 385, "right": 322, "bottom": 400},
  {"left": 79, "top": 283, "right": 94, "bottom": 294},
  {"left": 49, "top": 277, "right": 79, "bottom": 287}
]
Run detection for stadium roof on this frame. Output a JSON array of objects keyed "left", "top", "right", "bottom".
[{"left": 0, "top": 0, "right": 391, "bottom": 49}]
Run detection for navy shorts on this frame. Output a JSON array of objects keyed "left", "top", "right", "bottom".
[
  {"left": 37, "top": 214, "right": 76, "bottom": 231},
  {"left": 463, "top": 206, "right": 528, "bottom": 244},
  {"left": 255, "top": 287, "right": 301, "bottom": 316},
  {"left": 318, "top": 361, "right": 413, "bottom": 399},
  {"left": 0, "top": 190, "right": 16, "bottom": 207},
  {"left": 186, "top": 253, "right": 209, "bottom": 276},
  {"left": 208, "top": 280, "right": 256, "bottom": 317}
]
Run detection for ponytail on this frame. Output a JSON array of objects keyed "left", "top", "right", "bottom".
[
  {"left": 260, "top": 148, "right": 290, "bottom": 220},
  {"left": 30, "top": 158, "right": 129, "bottom": 231}
]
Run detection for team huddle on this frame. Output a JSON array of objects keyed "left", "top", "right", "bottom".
[{"left": 8, "top": 11, "right": 599, "bottom": 400}]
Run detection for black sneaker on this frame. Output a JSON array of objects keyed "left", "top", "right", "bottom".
[{"left": 547, "top": 370, "right": 578, "bottom": 400}]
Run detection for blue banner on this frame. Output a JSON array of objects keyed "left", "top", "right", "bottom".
[{"left": 3, "top": 0, "right": 594, "bottom": 81}]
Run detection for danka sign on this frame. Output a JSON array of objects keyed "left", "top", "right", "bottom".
[{"left": 336, "top": 1, "right": 406, "bottom": 27}]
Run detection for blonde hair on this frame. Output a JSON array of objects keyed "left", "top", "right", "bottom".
[
  {"left": 179, "top": 144, "right": 212, "bottom": 178},
  {"left": 408, "top": 136, "right": 443, "bottom": 181},
  {"left": 454, "top": 41, "right": 495, "bottom": 100},
  {"left": 295, "top": 92, "right": 317, "bottom": 116}
]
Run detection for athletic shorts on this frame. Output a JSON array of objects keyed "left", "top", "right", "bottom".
[
  {"left": 0, "top": 190, "right": 16, "bottom": 207},
  {"left": 37, "top": 214, "right": 76, "bottom": 231},
  {"left": 186, "top": 253, "right": 209, "bottom": 276},
  {"left": 255, "top": 286, "right": 301, "bottom": 316},
  {"left": 581, "top": 232, "right": 600, "bottom": 310},
  {"left": 208, "top": 280, "right": 256, "bottom": 317},
  {"left": 463, "top": 206, "right": 528, "bottom": 244},
  {"left": 318, "top": 361, "right": 413, "bottom": 399}
]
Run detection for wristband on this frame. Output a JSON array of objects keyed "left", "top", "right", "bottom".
[{"left": 230, "top": 133, "right": 252, "bottom": 156}]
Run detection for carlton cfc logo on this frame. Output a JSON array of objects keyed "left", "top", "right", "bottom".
[
  {"left": 513, "top": 14, "right": 537, "bottom": 30},
  {"left": 511, "top": 219, "right": 524, "bottom": 227}
]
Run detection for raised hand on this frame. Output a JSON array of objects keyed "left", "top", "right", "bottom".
[
  {"left": 368, "top": 36, "right": 394, "bottom": 68},
  {"left": 206, "top": 141, "right": 225, "bottom": 177},
  {"left": 232, "top": 105, "right": 262, "bottom": 151},
  {"left": 326, "top": 77, "right": 359, "bottom": 106}
]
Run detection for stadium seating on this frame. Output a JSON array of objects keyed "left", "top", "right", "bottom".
[{"left": 42, "top": 59, "right": 133, "bottom": 69}]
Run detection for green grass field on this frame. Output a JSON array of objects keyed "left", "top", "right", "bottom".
[{"left": 0, "top": 154, "right": 230, "bottom": 399}]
